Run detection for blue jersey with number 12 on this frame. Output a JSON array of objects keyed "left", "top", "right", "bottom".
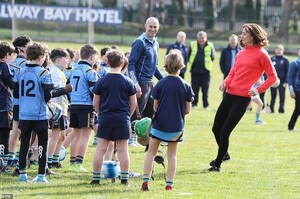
[{"left": 17, "top": 64, "right": 52, "bottom": 120}]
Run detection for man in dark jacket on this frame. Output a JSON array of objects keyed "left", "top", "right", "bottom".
[
  {"left": 219, "top": 34, "right": 242, "bottom": 80},
  {"left": 166, "top": 31, "right": 188, "bottom": 79}
]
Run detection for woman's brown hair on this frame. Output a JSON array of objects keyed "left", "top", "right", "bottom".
[{"left": 240, "top": 23, "right": 268, "bottom": 48}]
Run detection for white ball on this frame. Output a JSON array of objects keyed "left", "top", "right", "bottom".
[
  {"left": 101, "top": 161, "right": 120, "bottom": 179},
  {"left": 59, "top": 146, "right": 67, "bottom": 161},
  {"left": 271, "top": 78, "right": 280, "bottom": 88}
]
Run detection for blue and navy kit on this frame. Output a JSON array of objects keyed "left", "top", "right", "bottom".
[
  {"left": 10, "top": 56, "right": 27, "bottom": 106},
  {"left": 69, "top": 61, "right": 98, "bottom": 105},
  {"left": 0, "top": 61, "right": 13, "bottom": 112},
  {"left": 16, "top": 64, "right": 53, "bottom": 120},
  {"left": 271, "top": 55, "right": 289, "bottom": 83},
  {"left": 92, "top": 73, "right": 137, "bottom": 127},
  {"left": 152, "top": 76, "right": 194, "bottom": 132},
  {"left": 98, "top": 61, "right": 109, "bottom": 78}
]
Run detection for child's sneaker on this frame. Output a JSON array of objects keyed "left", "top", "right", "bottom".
[
  {"left": 18, "top": 175, "right": 31, "bottom": 183},
  {"left": 121, "top": 179, "right": 129, "bottom": 186},
  {"left": 255, "top": 120, "right": 266, "bottom": 125},
  {"left": 129, "top": 172, "right": 141, "bottom": 178},
  {"left": 12, "top": 167, "right": 20, "bottom": 176},
  {"left": 71, "top": 164, "right": 89, "bottom": 173},
  {"left": 90, "top": 180, "right": 100, "bottom": 185},
  {"left": 141, "top": 182, "right": 149, "bottom": 191},
  {"left": 32, "top": 176, "right": 50, "bottom": 183},
  {"left": 165, "top": 185, "right": 173, "bottom": 190}
]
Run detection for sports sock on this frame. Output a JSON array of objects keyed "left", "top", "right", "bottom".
[
  {"left": 142, "top": 174, "right": 150, "bottom": 182},
  {"left": 70, "top": 157, "right": 76, "bottom": 164},
  {"left": 75, "top": 156, "right": 84, "bottom": 164},
  {"left": 52, "top": 154, "right": 59, "bottom": 164},
  {"left": 166, "top": 178, "right": 174, "bottom": 187},
  {"left": 120, "top": 171, "right": 129, "bottom": 181},
  {"left": 47, "top": 156, "right": 53, "bottom": 165},
  {"left": 92, "top": 172, "right": 101, "bottom": 181},
  {"left": 8, "top": 151, "right": 14, "bottom": 160},
  {"left": 255, "top": 113, "right": 260, "bottom": 122}
]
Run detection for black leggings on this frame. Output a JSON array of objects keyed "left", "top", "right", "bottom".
[
  {"left": 0, "top": 128, "right": 10, "bottom": 156},
  {"left": 212, "top": 93, "right": 250, "bottom": 167},
  {"left": 19, "top": 120, "right": 48, "bottom": 175}
]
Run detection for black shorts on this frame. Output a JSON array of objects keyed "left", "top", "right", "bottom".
[
  {"left": 0, "top": 111, "right": 13, "bottom": 129},
  {"left": 49, "top": 115, "right": 68, "bottom": 130},
  {"left": 69, "top": 112, "right": 95, "bottom": 128},
  {"left": 13, "top": 105, "right": 19, "bottom": 121},
  {"left": 97, "top": 125, "right": 130, "bottom": 141}
]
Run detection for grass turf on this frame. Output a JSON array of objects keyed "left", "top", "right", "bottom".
[{"left": 0, "top": 41, "right": 299, "bottom": 199}]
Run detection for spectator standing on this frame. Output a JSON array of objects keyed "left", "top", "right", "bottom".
[
  {"left": 219, "top": 34, "right": 242, "bottom": 80},
  {"left": 188, "top": 31, "right": 215, "bottom": 110},
  {"left": 166, "top": 31, "right": 188, "bottom": 79}
]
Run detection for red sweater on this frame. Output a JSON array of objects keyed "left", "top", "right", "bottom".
[{"left": 224, "top": 45, "right": 277, "bottom": 98}]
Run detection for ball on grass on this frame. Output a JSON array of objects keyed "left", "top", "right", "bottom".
[
  {"left": 101, "top": 161, "right": 120, "bottom": 179},
  {"left": 59, "top": 146, "right": 67, "bottom": 161}
]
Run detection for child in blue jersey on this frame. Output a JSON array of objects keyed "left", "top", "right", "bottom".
[
  {"left": 47, "top": 48, "right": 70, "bottom": 169},
  {"left": 68, "top": 44, "right": 99, "bottom": 172},
  {"left": 248, "top": 76, "right": 266, "bottom": 125},
  {"left": 91, "top": 49, "right": 137, "bottom": 185},
  {"left": 141, "top": 49, "right": 194, "bottom": 191},
  {"left": 13, "top": 42, "right": 71, "bottom": 182},
  {"left": 8, "top": 35, "right": 32, "bottom": 170},
  {"left": 97, "top": 47, "right": 111, "bottom": 78},
  {"left": 0, "top": 42, "right": 15, "bottom": 172}
]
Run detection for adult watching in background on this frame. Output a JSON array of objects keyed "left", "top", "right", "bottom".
[
  {"left": 188, "top": 31, "right": 215, "bottom": 110},
  {"left": 166, "top": 31, "right": 188, "bottom": 79}
]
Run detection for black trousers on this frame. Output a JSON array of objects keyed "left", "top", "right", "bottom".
[
  {"left": 288, "top": 91, "right": 300, "bottom": 130},
  {"left": 212, "top": 93, "right": 250, "bottom": 167},
  {"left": 0, "top": 128, "right": 10, "bottom": 157},
  {"left": 270, "top": 83, "right": 286, "bottom": 113},
  {"left": 131, "top": 81, "right": 154, "bottom": 120},
  {"left": 191, "top": 73, "right": 210, "bottom": 108},
  {"left": 18, "top": 120, "right": 48, "bottom": 175}
]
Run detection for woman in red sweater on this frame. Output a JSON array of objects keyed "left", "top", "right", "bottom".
[{"left": 209, "top": 23, "right": 277, "bottom": 172}]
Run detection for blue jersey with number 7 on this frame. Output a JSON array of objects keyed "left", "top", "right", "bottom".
[
  {"left": 69, "top": 61, "right": 98, "bottom": 105},
  {"left": 17, "top": 64, "right": 52, "bottom": 120}
]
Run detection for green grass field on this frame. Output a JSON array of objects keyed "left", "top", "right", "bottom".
[{"left": 0, "top": 41, "right": 299, "bottom": 199}]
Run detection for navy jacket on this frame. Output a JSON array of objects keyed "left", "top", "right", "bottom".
[
  {"left": 271, "top": 55, "right": 289, "bottom": 83},
  {"left": 128, "top": 33, "right": 163, "bottom": 84},
  {"left": 219, "top": 44, "right": 242, "bottom": 78}
]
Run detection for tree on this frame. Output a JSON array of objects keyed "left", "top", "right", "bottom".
[
  {"left": 278, "top": 0, "right": 293, "bottom": 37},
  {"left": 229, "top": 0, "right": 236, "bottom": 31},
  {"left": 203, "top": 0, "right": 216, "bottom": 29},
  {"left": 98, "top": 0, "right": 117, "bottom": 8},
  {"left": 138, "top": 0, "right": 154, "bottom": 23}
]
